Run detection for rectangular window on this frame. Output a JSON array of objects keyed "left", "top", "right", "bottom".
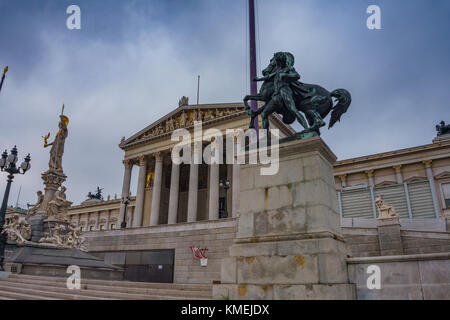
[
  {"left": 100, "top": 225, "right": 105, "bottom": 230},
  {"left": 442, "top": 183, "right": 450, "bottom": 209},
  {"left": 110, "top": 224, "right": 115, "bottom": 229},
  {"left": 89, "top": 225, "right": 94, "bottom": 231}
]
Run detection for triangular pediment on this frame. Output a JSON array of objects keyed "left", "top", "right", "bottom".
[
  {"left": 435, "top": 171, "right": 450, "bottom": 180},
  {"left": 404, "top": 175, "right": 427, "bottom": 183},
  {"left": 375, "top": 180, "right": 398, "bottom": 187},
  {"left": 120, "top": 103, "right": 246, "bottom": 149}
]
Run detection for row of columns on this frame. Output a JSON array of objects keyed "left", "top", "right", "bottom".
[
  {"left": 75, "top": 209, "right": 114, "bottom": 231},
  {"left": 119, "top": 151, "right": 240, "bottom": 229},
  {"left": 337, "top": 160, "right": 440, "bottom": 218}
]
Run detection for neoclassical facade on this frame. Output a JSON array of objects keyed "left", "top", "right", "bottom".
[
  {"left": 64, "top": 102, "right": 450, "bottom": 285},
  {"left": 334, "top": 133, "right": 450, "bottom": 220},
  {"left": 68, "top": 102, "right": 294, "bottom": 231},
  {"left": 68, "top": 106, "right": 450, "bottom": 230}
]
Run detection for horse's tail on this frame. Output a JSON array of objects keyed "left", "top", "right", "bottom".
[{"left": 329, "top": 89, "right": 352, "bottom": 129}]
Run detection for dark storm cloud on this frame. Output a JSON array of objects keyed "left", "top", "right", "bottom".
[{"left": 0, "top": 0, "right": 449, "bottom": 206}]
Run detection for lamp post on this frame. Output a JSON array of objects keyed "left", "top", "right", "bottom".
[
  {"left": 219, "top": 178, "right": 230, "bottom": 219},
  {"left": 0, "top": 146, "right": 31, "bottom": 271},
  {"left": 120, "top": 194, "right": 130, "bottom": 229}
]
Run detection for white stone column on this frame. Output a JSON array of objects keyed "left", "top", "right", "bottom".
[
  {"left": 423, "top": 160, "right": 440, "bottom": 218},
  {"left": 209, "top": 163, "right": 219, "bottom": 220},
  {"left": 150, "top": 152, "right": 163, "bottom": 226},
  {"left": 118, "top": 160, "right": 133, "bottom": 229},
  {"left": 339, "top": 174, "right": 347, "bottom": 188},
  {"left": 187, "top": 163, "right": 199, "bottom": 222},
  {"left": 393, "top": 165, "right": 403, "bottom": 184},
  {"left": 232, "top": 163, "right": 240, "bottom": 217},
  {"left": 95, "top": 211, "right": 100, "bottom": 230},
  {"left": 167, "top": 161, "right": 180, "bottom": 224},
  {"left": 106, "top": 210, "right": 111, "bottom": 230},
  {"left": 133, "top": 156, "right": 147, "bottom": 227},
  {"left": 365, "top": 170, "right": 374, "bottom": 187}
]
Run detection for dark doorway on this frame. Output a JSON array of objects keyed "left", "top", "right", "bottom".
[
  {"left": 219, "top": 197, "right": 228, "bottom": 219},
  {"left": 99, "top": 249, "right": 175, "bottom": 283}
]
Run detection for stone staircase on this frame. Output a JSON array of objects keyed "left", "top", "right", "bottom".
[{"left": 0, "top": 274, "right": 212, "bottom": 300}]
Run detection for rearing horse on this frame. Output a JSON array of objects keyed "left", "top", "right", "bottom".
[{"left": 244, "top": 52, "right": 352, "bottom": 135}]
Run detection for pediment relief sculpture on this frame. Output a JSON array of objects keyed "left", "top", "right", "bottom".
[{"left": 130, "top": 107, "right": 242, "bottom": 145}]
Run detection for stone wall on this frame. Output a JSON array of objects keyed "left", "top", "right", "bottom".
[
  {"left": 348, "top": 253, "right": 450, "bottom": 300},
  {"left": 342, "top": 228, "right": 381, "bottom": 257},
  {"left": 342, "top": 218, "right": 450, "bottom": 258},
  {"left": 402, "top": 231, "right": 450, "bottom": 255},
  {"left": 84, "top": 218, "right": 237, "bottom": 284}
]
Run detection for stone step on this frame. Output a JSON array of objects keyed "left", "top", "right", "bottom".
[
  {"left": 11, "top": 274, "right": 212, "bottom": 292},
  {"left": 5, "top": 276, "right": 211, "bottom": 298},
  {"left": 1, "top": 274, "right": 213, "bottom": 300},
  {"left": 0, "top": 278, "right": 203, "bottom": 300},
  {"left": 0, "top": 283, "right": 104, "bottom": 300},
  {"left": 0, "top": 291, "right": 57, "bottom": 300},
  {"left": 3, "top": 278, "right": 212, "bottom": 299}
]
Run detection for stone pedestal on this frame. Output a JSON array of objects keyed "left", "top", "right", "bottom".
[
  {"left": 213, "top": 137, "right": 355, "bottom": 300},
  {"left": 29, "top": 214, "right": 45, "bottom": 242},
  {"left": 377, "top": 217, "right": 404, "bottom": 256},
  {"left": 39, "top": 170, "right": 67, "bottom": 214}
]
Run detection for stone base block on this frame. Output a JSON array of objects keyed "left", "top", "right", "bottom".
[
  {"left": 6, "top": 244, "right": 123, "bottom": 281},
  {"left": 29, "top": 214, "right": 45, "bottom": 242},
  {"left": 213, "top": 283, "right": 356, "bottom": 300},
  {"left": 216, "top": 137, "right": 355, "bottom": 299}
]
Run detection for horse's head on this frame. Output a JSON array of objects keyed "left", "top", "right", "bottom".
[{"left": 262, "top": 56, "right": 277, "bottom": 76}]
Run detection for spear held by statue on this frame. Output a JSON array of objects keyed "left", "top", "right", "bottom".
[{"left": 0, "top": 66, "right": 8, "bottom": 93}]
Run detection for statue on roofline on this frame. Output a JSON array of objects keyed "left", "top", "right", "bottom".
[
  {"left": 87, "top": 187, "right": 103, "bottom": 201},
  {"left": 436, "top": 121, "right": 450, "bottom": 136}
]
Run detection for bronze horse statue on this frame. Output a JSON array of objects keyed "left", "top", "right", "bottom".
[{"left": 244, "top": 52, "right": 351, "bottom": 135}]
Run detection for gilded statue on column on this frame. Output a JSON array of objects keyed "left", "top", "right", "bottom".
[{"left": 43, "top": 104, "right": 69, "bottom": 173}]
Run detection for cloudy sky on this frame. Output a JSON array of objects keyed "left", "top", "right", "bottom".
[{"left": 0, "top": 0, "right": 449, "bottom": 206}]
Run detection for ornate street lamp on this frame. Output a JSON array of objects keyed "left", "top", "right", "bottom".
[
  {"left": 120, "top": 194, "right": 130, "bottom": 229},
  {"left": 0, "top": 146, "right": 31, "bottom": 271},
  {"left": 219, "top": 178, "right": 230, "bottom": 219}
]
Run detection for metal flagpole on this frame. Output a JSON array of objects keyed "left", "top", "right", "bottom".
[
  {"left": 197, "top": 75, "right": 200, "bottom": 105},
  {"left": 248, "top": 0, "right": 259, "bottom": 131}
]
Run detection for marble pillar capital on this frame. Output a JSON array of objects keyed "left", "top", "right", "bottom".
[
  {"left": 153, "top": 151, "right": 163, "bottom": 162},
  {"left": 338, "top": 174, "right": 347, "bottom": 182},
  {"left": 393, "top": 165, "right": 402, "bottom": 173},
  {"left": 137, "top": 155, "right": 147, "bottom": 167},
  {"left": 123, "top": 159, "right": 133, "bottom": 169},
  {"left": 422, "top": 160, "right": 433, "bottom": 168},
  {"left": 364, "top": 170, "right": 374, "bottom": 178}
]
